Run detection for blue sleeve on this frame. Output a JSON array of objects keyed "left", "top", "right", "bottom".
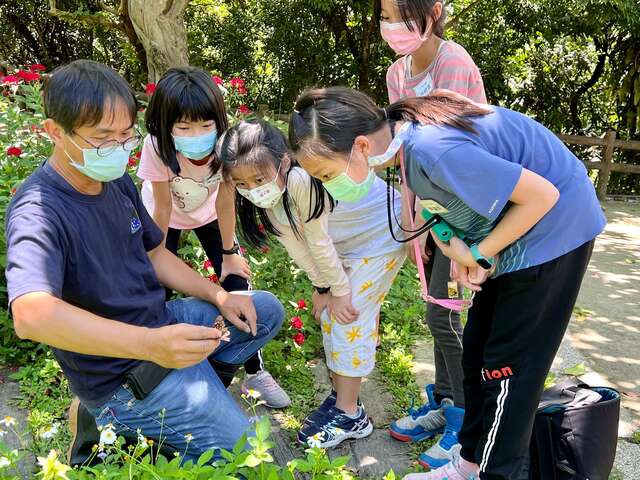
[
  {"left": 6, "top": 206, "right": 65, "bottom": 304},
  {"left": 119, "top": 174, "right": 164, "bottom": 252},
  {"left": 430, "top": 143, "right": 523, "bottom": 221}
]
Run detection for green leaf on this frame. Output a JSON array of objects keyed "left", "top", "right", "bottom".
[
  {"left": 255, "top": 416, "right": 271, "bottom": 441},
  {"left": 197, "top": 449, "right": 214, "bottom": 466},
  {"left": 240, "top": 453, "right": 262, "bottom": 467},
  {"left": 563, "top": 363, "right": 587, "bottom": 377}
]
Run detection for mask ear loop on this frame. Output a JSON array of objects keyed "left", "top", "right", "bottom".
[{"left": 385, "top": 122, "right": 437, "bottom": 243}]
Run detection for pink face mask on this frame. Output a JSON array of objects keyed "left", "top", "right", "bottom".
[{"left": 380, "top": 20, "right": 430, "bottom": 55}]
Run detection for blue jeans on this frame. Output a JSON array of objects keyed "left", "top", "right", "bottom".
[{"left": 91, "top": 291, "right": 284, "bottom": 461}]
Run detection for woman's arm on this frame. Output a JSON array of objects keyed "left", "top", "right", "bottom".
[{"left": 216, "top": 182, "right": 251, "bottom": 281}]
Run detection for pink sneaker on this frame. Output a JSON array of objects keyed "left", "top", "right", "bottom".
[{"left": 402, "top": 455, "right": 479, "bottom": 480}]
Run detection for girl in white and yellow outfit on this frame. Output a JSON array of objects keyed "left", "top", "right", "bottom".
[{"left": 218, "top": 119, "right": 406, "bottom": 448}]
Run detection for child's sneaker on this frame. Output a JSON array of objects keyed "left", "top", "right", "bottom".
[
  {"left": 303, "top": 390, "right": 337, "bottom": 426},
  {"left": 418, "top": 404, "right": 464, "bottom": 469},
  {"left": 241, "top": 370, "right": 291, "bottom": 408},
  {"left": 402, "top": 453, "right": 479, "bottom": 480},
  {"left": 390, "top": 384, "right": 450, "bottom": 442},
  {"left": 298, "top": 405, "right": 373, "bottom": 448}
]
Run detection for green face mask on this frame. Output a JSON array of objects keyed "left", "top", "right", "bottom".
[{"left": 323, "top": 149, "right": 376, "bottom": 203}]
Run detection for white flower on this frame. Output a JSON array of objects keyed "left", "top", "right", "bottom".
[
  {"left": 0, "top": 429, "right": 6, "bottom": 438},
  {"left": 40, "top": 423, "right": 59, "bottom": 440},
  {"left": 0, "top": 416, "right": 16, "bottom": 427},
  {"left": 99, "top": 428, "right": 116, "bottom": 445},
  {"left": 306, "top": 431, "right": 325, "bottom": 448},
  {"left": 137, "top": 433, "right": 148, "bottom": 450},
  {"left": 184, "top": 433, "right": 193, "bottom": 443},
  {"left": 0, "top": 457, "right": 10, "bottom": 468},
  {"left": 246, "top": 389, "right": 261, "bottom": 400}
]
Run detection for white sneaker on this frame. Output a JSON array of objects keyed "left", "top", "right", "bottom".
[{"left": 241, "top": 370, "right": 291, "bottom": 409}]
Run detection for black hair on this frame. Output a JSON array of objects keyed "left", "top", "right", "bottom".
[
  {"left": 145, "top": 66, "right": 228, "bottom": 175},
  {"left": 217, "top": 119, "right": 335, "bottom": 248},
  {"left": 374, "top": 0, "right": 447, "bottom": 38},
  {"left": 289, "top": 86, "right": 491, "bottom": 160},
  {"left": 43, "top": 59, "right": 138, "bottom": 133}
]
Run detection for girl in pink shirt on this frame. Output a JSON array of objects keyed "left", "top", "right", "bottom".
[
  {"left": 376, "top": 0, "right": 487, "bottom": 472},
  {"left": 138, "top": 67, "right": 289, "bottom": 408}
]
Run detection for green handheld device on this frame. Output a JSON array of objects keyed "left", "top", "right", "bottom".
[{"left": 421, "top": 210, "right": 463, "bottom": 243}]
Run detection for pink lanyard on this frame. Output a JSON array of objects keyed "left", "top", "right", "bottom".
[{"left": 399, "top": 150, "right": 472, "bottom": 312}]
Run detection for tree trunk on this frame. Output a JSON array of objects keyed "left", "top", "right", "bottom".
[{"left": 127, "top": 0, "right": 190, "bottom": 83}]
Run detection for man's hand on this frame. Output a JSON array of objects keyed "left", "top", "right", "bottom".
[
  {"left": 145, "top": 323, "right": 224, "bottom": 369},
  {"left": 311, "top": 290, "right": 330, "bottom": 322},
  {"left": 328, "top": 293, "right": 359, "bottom": 325},
  {"left": 220, "top": 254, "right": 251, "bottom": 282},
  {"left": 432, "top": 236, "right": 477, "bottom": 267},
  {"left": 213, "top": 290, "right": 257, "bottom": 336}
]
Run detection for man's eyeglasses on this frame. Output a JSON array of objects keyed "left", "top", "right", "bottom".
[{"left": 73, "top": 131, "right": 142, "bottom": 157}]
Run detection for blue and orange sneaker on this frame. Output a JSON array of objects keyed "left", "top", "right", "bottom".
[{"left": 390, "top": 384, "right": 450, "bottom": 442}]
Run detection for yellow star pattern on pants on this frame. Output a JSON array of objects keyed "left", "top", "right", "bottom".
[
  {"left": 385, "top": 258, "right": 398, "bottom": 272},
  {"left": 352, "top": 355, "right": 362, "bottom": 369},
  {"left": 362, "top": 257, "right": 370, "bottom": 265},
  {"left": 331, "top": 351, "right": 340, "bottom": 362},
  {"left": 322, "top": 320, "right": 332, "bottom": 335},
  {"left": 358, "top": 280, "right": 373, "bottom": 294},
  {"left": 346, "top": 326, "right": 363, "bottom": 343},
  {"left": 376, "top": 292, "right": 387, "bottom": 304}
]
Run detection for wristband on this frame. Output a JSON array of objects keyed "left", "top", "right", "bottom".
[{"left": 222, "top": 243, "right": 240, "bottom": 255}]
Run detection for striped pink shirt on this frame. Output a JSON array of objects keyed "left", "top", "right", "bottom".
[{"left": 386, "top": 40, "right": 487, "bottom": 104}]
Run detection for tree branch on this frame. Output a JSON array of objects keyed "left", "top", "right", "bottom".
[
  {"left": 570, "top": 36, "right": 608, "bottom": 132},
  {"left": 49, "top": 0, "right": 124, "bottom": 32},
  {"left": 445, "top": 0, "right": 484, "bottom": 31}
]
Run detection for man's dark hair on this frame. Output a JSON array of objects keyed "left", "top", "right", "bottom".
[{"left": 43, "top": 59, "right": 138, "bottom": 133}]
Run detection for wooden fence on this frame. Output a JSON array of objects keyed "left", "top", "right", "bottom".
[{"left": 558, "top": 131, "right": 640, "bottom": 200}]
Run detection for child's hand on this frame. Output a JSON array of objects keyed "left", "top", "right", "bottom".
[
  {"left": 328, "top": 293, "right": 359, "bottom": 325},
  {"left": 311, "top": 290, "right": 330, "bottom": 322},
  {"left": 220, "top": 254, "right": 252, "bottom": 282}
]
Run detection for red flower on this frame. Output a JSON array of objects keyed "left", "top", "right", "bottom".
[
  {"left": 2, "top": 75, "right": 21, "bottom": 85},
  {"left": 145, "top": 83, "right": 156, "bottom": 96},
  {"left": 237, "top": 105, "right": 251, "bottom": 115},
  {"left": 203, "top": 259, "right": 213, "bottom": 270},
  {"left": 239, "top": 246, "right": 247, "bottom": 255},
  {"left": 6, "top": 146, "right": 22, "bottom": 157},
  {"left": 128, "top": 156, "right": 138, "bottom": 168},
  {"left": 258, "top": 223, "right": 266, "bottom": 233},
  {"left": 29, "top": 64, "right": 46, "bottom": 72},
  {"left": 293, "top": 332, "right": 305, "bottom": 346},
  {"left": 230, "top": 77, "right": 245, "bottom": 89},
  {"left": 296, "top": 299, "right": 307, "bottom": 310},
  {"left": 133, "top": 150, "right": 142, "bottom": 159},
  {"left": 260, "top": 245, "right": 270, "bottom": 253},
  {"left": 208, "top": 274, "right": 219, "bottom": 283},
  {"left": 290, "top": 316, "right": 303, "bottom": 330},
  {"left": 237, "top": 85, "right": 248, "bottom": 95},
  {"left": 16, "top": 70, "right": 40, "bottom": 83},
  {"left": 10, "top": 188, "right": 16, "bottom": 196},
  {"left": 212, "top": 75, "right": 224, "bottom": 86}
]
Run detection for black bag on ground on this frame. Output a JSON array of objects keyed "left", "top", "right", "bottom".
[{"left": 529, "top": 377, "right": 620, "bottom": 480}]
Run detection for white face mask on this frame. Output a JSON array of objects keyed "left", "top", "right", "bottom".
[
  {"left": 367, "top": 121, "right": 412, "bottom": 167},
  {"left": 236, "top": 165, "right": 285, "bottom": 209}
]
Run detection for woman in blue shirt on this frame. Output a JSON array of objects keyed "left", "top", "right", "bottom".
[{"left": 287, "top": 87, "right": 605, "bottom": 480}]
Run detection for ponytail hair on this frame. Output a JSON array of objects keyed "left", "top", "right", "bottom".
[
  {"left": 218, "top": 119, "right": 334, "bottom": 248},
  {"left": 289, "top": 86, "right": 492, "bottom": 160}
]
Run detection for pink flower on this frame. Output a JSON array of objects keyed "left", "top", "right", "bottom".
[
  {"left": 212, "top": 75, "right": 224, "bottom": 86},
  {"left": 237, "top": 104, "right": 251, "bottom": 115},
  {"left": 145, "top": 83, "right": 156, "bottom": 96},
  {"left": 203, "top": 259, "right": 213, "bottom": 270},
  {"left": 208, "top": 274, "right": 219, "bottom": 283},
  {"left": 230, "top": 77, "right": 245, "bottom": 89},
  {"left": 237, "top": 85, "right": 247, "bottom": 95},
  {"left": 258, "top": 224, "right": 266, "bottom": 233},
  {"left": 239, "top": 246, "right": 247, "bottom": 255},
  {"left": 293, "top": 332, "right": 305, "bottom": 346},
  {"left": 6, "top": 146, "right": 22, "bottom": 157},
  {"left": 2, "top": 75, "right": 21, "bottom": 85},
  {"left": 290, "top": 316, "right": 303, "bottom": 330},
  {"left": 296, "top": 299, "right": 307, "bottom": 310},
  {"left": 29, "top": 64, "right": 46, "bottom": 72}
]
